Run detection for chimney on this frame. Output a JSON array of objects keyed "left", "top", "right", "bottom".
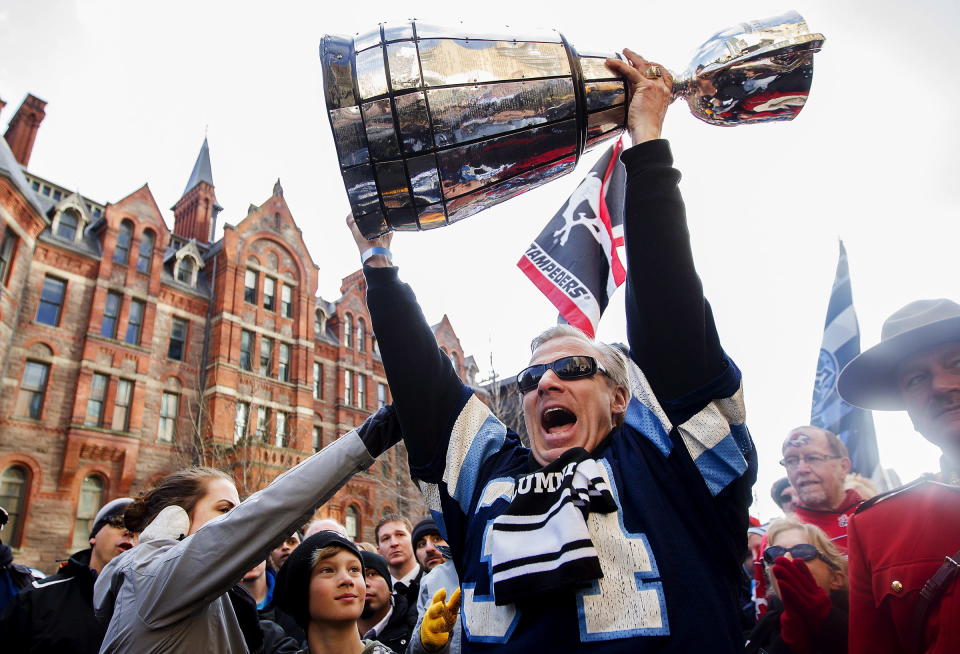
[{"left": 4, "top": 94, "right": 47, "bottom": 167}]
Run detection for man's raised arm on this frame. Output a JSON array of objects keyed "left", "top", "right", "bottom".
[
  {"left": 606, "top": 50, "right": 728, "bottom": 409},
  {"left": 348, "top": 218, "right": 472, "bottom": 480}
]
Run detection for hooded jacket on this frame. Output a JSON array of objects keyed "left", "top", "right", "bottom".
[
  {"left": 0, "top": 548, "right": 104, "bottom": 653},
  {"left": 93, "top": 428, "right": 382, "bottom": 653}
]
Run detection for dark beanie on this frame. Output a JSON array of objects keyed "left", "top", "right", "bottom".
[
  {"left": 411, "top": 517, "right": 440, "bottom": 548},
  {"left": 274, "top": 530, "right": 363, "bottom": 629},
  {"left": 770, "top": 477, "right": 792, "bottom": 507},
  {"left": 360, "top": 550, "right": 390, "bottom": 582},
  {"left": 90, "top": 497, "right": 134, "bottom": 539}
]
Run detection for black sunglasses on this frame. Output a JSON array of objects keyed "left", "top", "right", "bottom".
[
  {"left": 516, "top": 355, "right": 607, "bottom": 394},
  {"left": 763, "top": 543, "right": 837, "bottom": 569}
]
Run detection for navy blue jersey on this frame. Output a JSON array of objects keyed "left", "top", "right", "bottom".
[{"left": 365, "top": 139, "right": 757, "bottom": 652}]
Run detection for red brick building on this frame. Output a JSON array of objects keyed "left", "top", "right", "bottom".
[{"left": 0, "top": 94, "right": 478, "bottom": 571}]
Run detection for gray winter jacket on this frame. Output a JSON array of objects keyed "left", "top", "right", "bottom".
[{"left": 93, "top": 430, "right": 375, "bottom": 653}]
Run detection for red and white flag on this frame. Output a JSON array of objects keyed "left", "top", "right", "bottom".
[{"left": 517, "top": 136, "right": 627, "bottom": 337}]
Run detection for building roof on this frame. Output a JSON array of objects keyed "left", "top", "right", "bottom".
[
  {"left": 181, "top": 137, "right": 214, "bottom": 196},
  {"left": 0, "top": 134, "right": 43, "bottom": 214}
]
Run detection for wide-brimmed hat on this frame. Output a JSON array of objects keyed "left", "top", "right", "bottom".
[{"left": 837, "top": 298, "right": 960, "bottom": 410}]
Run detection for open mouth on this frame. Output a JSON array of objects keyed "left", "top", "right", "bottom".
[
  {"left": 541, "top": 406, "right": 577, "bottom": 433},
  {"left": 117, "top": 542, "right": 133, "bottom": 551}
]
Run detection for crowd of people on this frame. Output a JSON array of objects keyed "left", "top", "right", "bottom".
[
  {"left": 0, "top": 474, "right": 462, "bottom": 654},
  {"left": 1, "top": 50, "right": 959, "bottom": 654}
]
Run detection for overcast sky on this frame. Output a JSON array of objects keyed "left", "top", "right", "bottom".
[{"left": 2, "top": 0, "right": 957, "bottom": 519}]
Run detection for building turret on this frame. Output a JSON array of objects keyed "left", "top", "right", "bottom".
[{"left": 172, "top": 138, "right": 222, "bottom": 243}]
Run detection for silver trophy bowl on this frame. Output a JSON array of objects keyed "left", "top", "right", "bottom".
[{"left": 320, "top": 11, "right": 824, "bottom": 237}]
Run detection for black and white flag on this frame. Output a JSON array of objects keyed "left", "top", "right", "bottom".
[{"left": 517, "top": 136, "right": 626, "bottom": 337}]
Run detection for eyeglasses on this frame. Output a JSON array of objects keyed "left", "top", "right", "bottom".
[
  {"left": 516, "top": 355, "right": 608, "bottom": 394},
  {"left": 779, "top": 454, "right": 843, "bottom": 469},
  {"left": 763, "top": 543, "right": 839, "bottom": 569}
]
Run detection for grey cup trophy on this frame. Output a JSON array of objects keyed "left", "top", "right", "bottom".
[{"left": 320, "top": 11, "right": 824, "bottom": 238}]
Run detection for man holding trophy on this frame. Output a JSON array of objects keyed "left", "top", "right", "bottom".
[{"left": 349, "top": 48, "right": 756, "bottom": 652}]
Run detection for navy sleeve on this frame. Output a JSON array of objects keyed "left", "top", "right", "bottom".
[
  {"left": 620, "top": 139, "right": 728, "bottom": 412},
  {"left": 364, "top": 265, "right": 473, "bottom": 480},
  {"left": 0, "top": 587, "right": 32, "bottom": 652}
]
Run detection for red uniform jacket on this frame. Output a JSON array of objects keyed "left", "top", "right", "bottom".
[{"left": 848, "top": 479, "right": 960, "bottom": 654}]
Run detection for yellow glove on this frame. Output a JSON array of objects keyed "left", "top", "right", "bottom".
[{"left": 420, "top": 587, "right": 462, "bottom": 652}]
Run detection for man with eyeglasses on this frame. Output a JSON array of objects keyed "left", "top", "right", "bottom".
[
  {"left": 835, "top": 299, "right": 960, "bottom": 654},
  {"left": 779, "top": 426, "right": 864, "bottom": 552},
  {"left": 749, "top": 430, "right": 863, "bottom": 619},
  {"left": 348, "top": 50, "right": 756, "bottom": 653}
]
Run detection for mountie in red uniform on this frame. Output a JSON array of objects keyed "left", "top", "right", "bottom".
[{"left": 847, "top": 474, "right": 960, "bottom": 654}]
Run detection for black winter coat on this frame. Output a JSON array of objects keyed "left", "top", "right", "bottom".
[
  {"left": 0, "top": 549, "right": 104, "bottom": 653},
  {"left": 744, "top": 592, "right": 849, "bottom": 654},
  {"left": 376, "top": 592, "right": 418, "bottom": 654}
]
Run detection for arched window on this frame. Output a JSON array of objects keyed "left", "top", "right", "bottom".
[
  {"left": 72, "top": 475, "right": 104, "bottom": 549},
  {"left": 345, "top": 505, "right": 359, "bottom": 540},
  {"left": 176, "top": 256, "right": 196, "bottom": 286},
  {"left": 113, "top": 220, "right": 134, "bottom": 264},
  {"left": 343, "top": 313, "right": 353, "bottom": 349},
  {"left": 0, "top": 465, "right": 29, "bottom": 546},
  {"left": 55, "top": 209, "right": 81, "bottom": 241},
  {"left": 136, "top": 229, "right": 155, "bottom": 274},
  {"left": 314, "top": 308, "right": 325, "bottom": 338},
  {"left": 357, "top": 318, "right": 366, "bottom": 352}
]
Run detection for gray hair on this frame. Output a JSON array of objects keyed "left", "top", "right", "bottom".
[{"left": 529, "top": 324, "right": 630, "bottom": 393}]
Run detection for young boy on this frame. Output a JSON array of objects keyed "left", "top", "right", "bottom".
[{"left": 274, "top": 531, "right": 392, "bottom": 654}]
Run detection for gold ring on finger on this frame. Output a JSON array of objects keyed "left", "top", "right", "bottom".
[{"left": 643, "top": 65, "right": 663, "bottom": 79}]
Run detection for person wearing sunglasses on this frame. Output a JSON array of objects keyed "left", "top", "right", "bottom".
[
  {"left": 0, "top": 498, "right": 137, "bottom": 654},
  {"left": 349, "top": 48, "right": 756, "bottom": 653},
  {"left": 745, "top": 519, "right": 848, "bottom": 654}
]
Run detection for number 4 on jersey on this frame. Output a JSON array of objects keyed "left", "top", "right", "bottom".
[{"left": 577, "top": 462, "right": 669, "bottom": 641}]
